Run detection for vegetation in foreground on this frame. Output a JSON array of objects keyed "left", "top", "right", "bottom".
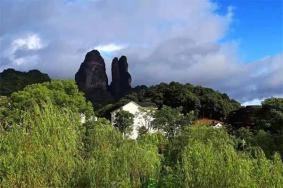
[{"left": 0, "top": 80, "right": 282, "bottom": 187}]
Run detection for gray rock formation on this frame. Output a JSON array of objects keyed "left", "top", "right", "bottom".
[
  {"left": 75, "top": 50, "right": 132, "bottom": 105},
  {"left": 110, "top": 55, "right": 132, "bottom": 98},
  {"left": 75, "top": 50, "right": 112, "bottom": 104}
]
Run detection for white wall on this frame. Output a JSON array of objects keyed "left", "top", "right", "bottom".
[{"left": 111, "top": 102, "right": 155, "bottom": 139}]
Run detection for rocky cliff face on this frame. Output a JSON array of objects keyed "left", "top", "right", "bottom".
[
  {"left": 75, "top": 50, "right": 112, "bottom": 104},
  {"left": 110, "top": 56, "right": 132, "bottom": 99},
  {"left": 75, "top": 50, "right": 132, "bottom": 105}
]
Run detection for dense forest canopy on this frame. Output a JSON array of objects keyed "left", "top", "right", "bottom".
[
  {"left": 0, "top": 69, "right": 50, "bottom": 96},
  {"left": 97, "top": 82, "right": 241, "bottom": 121},
  {"left": 0, "top": 71, "right": 282, "bottom": 187},
  {"left": 0, "top": 80, "right": 93, "bottom": 129}
]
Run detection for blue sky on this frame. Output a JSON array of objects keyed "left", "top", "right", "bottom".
[
  {"left": 216, "top": 0, "right": 283, "bottom": 62},
  {"left": 0, "top": 0, "right": 282, "bottom": 103}
]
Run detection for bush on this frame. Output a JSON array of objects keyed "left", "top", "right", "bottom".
[
  {"left": 0, "top": 103, "right": 82, "bottom": 187},
  {"left": 162, "top": 126, "right": 283, "bottom": 187},
  {"left": 77, "top": 119, "right": 161, "bottom": 188},
  {"left": 10, "top": 80, "right": 93, "bottom": 117},
  {"left": 1, "top": 80, "right": 93, "bottom": 128}
]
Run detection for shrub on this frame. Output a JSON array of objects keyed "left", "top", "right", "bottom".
[{"left": 0, "top": 103, "right": 82, "bottom": 187}]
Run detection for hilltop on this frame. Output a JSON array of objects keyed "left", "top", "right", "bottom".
[{"left": 0, "top": 68, "right": 50, "bottom": 96}]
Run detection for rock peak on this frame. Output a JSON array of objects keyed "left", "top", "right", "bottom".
[
  {"left": 84, "top": 50, "right": 103, "bottom": 63},
  {"left": 75, "top": 50, "right": 132, "bottom": 105},
  {"left": 75, "top": 50, "right": 132, "bottom": 104},
  {"left": 110, "top": 55, "right": 132, "bottom": 99},
  {"left": 75, "top": 50, "right": 112, "bottom": 105}
]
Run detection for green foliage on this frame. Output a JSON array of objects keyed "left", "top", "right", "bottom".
[
  {"left": 77, "top": 119, "right": 161, "bottom": 188},
  {"left": 137, "top": 133, "right": 169, "bottom": 157},
  {"left": 1, "top": 80, "right": 93, "bottom": 127},
  {"left": 229, "top": 97, "right": 283, "bottom": 134},
  {"left": 259, "top": 98, "right": 283, "bottom": 133},
  {"left": 228, "top": 97, "right": 283, "bottom": 158},
  {"left": 0, "top": 103, "right": 82, "bottom": 187},
  {"left": 0, "top": 69, "right": 50, "bottom": 96},
  {"left": 0, "top": 96, "right": 9, "bottom": 127},
  {"left": 262, "top": 98, "right": 283, "bottom": 111},
  {"left": 96, "top": 82, "right": 240, "bottom": 121},
  {"left": 233, "top": 127, "right": 282, "bottom": 159},
  {"left": 1, "top": 106, "right": 282, "bottom": 187},
  {"left": 258, "top": 98, "right": 283, "bottom": 157},
  {"left": 160, "top": 126, "right": 283, "bottom": 188},
  {"left": 113, "top": 110, "right": 134, "bottom": 136},
  {"left": 0, "top": 78, "right": 282, "bottom": 187},
  {"left": 10, "top": 80, "right": 93, "bottom": 116},
  {"left": 124, "top": 82, "right": 240, "bottom": 121},
  {"left": 152, "top": 106, "right": 195, "bottom": 138},
  {"left": 178, "top": 141, "right": 283, "bottom": 187}
]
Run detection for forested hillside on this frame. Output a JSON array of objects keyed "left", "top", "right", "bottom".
[
  {"left": 97, "top": 82, "right": 240, "bottom": 121},
  {"left": 0, "top": 80, "right": 282, "bottom": 187},
  {"left": 0, "top": 69, "right": 50, "bottom": 96}
]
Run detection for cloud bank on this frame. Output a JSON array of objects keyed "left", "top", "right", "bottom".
[{"left": 0, "top": 0, "right": 282, "bottom": 103}]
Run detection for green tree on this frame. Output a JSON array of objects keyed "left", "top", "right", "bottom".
[
  {"left": 11, "top": 80, "right": 93, "bottom": 115},
  {"left": 0, "top": 96, "right": 9, "bottom": 129},
  {"left": 121, "top": 82, "right": 240, "bottom": 121},
  {"left": 0, "top": 102, "right": 82, "bottom": 187},
  {"left": 0, "top": 69, "right": 50, "bottom": 96},
  {"left": 262, "top": 97, "right": 283, "bottom": 111},
  {"left": 152, "top": 106, "right": 195, "bottom": 138},
  {"left": 77, "top": 118, "right": 161, "bottom": 188},
  {"left": 113, "top": 110, "right": 134, "bottom": 137},
  {"left": 99, "top": 81, "right": 240, "bottom": 121},
  {"left": 2, "top": 80, "right": 94, "bottom": 126},
  {"left": 255, "top": 98, "right": 283, "bottom": 157},
  {"left": 161, "top": 126, "right": 283, "bottom": 187},
  {"left": 261, "top": 97, "right": 283, "bottom": 134}
]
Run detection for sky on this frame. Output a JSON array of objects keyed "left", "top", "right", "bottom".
[
  {"left": 0, "top": 0, "right": 282, "bottom": 104},
  {"left": 215, "top": 0, "right": 283, "bottom": 62}
]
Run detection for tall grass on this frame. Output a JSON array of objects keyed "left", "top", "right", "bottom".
[
  {"left": 0, "top": 105, "right": 282, "bottom": 187},
  {"left": 0, "top": 103, "right": 82, "bottom": 187}
]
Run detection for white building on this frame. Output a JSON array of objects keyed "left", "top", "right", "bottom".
[
  {"left": 111, "top": 101, "right": 156, "bottom": 139},
  {"left": 212, "top": 122, "right": 223, "bottom": 129}
]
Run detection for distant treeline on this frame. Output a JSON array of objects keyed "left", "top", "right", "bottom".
[
  {"left": 97, "top": 82, "right": 241, "bottom": 120},
  {"left": 0, "top": 68, "right": 50, "bottom": 96}
]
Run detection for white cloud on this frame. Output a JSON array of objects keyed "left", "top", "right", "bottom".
[
  {"left": 1, "top": 33, "right": 44, "bottom": 67},
  {"left": 94, "top": 43, "right": 126, "bottom": 53},
  {"left": 12, "top": 34, "right": 43, "bottom": 50},
  {"left": 242, "top": 99, "right": 263, "bottom": 106},
  {"left": 242, "top": 94, "right": 283, "bottom": 106}
]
